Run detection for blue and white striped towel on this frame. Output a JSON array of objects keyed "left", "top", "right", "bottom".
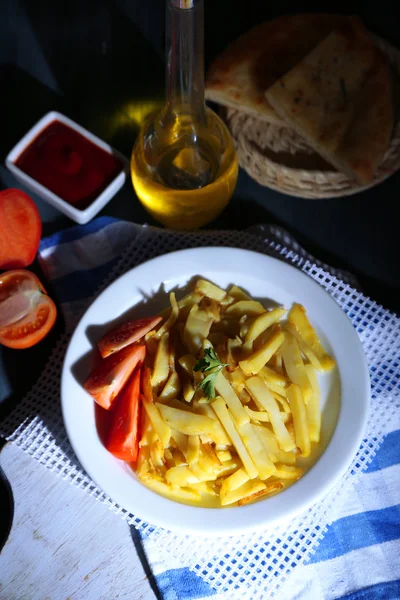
[{"left": 32, "top": 217, "right": 400, "bottom": 599}]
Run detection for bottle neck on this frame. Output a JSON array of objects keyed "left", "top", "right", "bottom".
[{"left": 165, "top": 0, "right": 206, "bottom": 124}]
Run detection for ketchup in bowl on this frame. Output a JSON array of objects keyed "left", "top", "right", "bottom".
[{"left": 15, "top": 120, "right": 124, "bottom": 210}]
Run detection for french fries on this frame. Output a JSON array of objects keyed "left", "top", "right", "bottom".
[
  {"left": 134, "top": 279, "right": 335, "bottom": 507},
  {"left": 288, "top": 304, "right": 335, "bottom": 372}
]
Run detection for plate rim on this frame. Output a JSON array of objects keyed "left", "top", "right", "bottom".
[{"left": 61, "top": 246, "right": 370, "bottom": 536}]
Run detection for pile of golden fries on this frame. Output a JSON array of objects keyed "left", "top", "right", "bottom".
[{"left": 137, "top": 279, "right": 335, "bottom": 507}]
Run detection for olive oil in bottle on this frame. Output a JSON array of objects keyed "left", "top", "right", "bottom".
[{"left": 131, "top": 0, "right": 238, "bottom": 230}]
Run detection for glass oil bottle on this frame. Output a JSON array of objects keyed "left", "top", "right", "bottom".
[{"left": 130, "top": 0, "right": 238, "bottom": 230}]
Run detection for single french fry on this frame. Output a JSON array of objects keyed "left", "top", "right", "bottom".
[
  {"left": 220, "top": 467, "right": 250, "bottom": 497},
  {"left": 170, "top": 428, "right": 187, "bottom": 455},
  {"left": 156, "top": 403, "right": 219, "bottom": 436},
  {"left": 238, "top": 481, "right": 284, "bottom": 505},
  {"left": 286, "top": 384, "right": 311, "bottom": 457},
  {"left": 195, "top": 279, "right": 226, "bottom": 301},
  {"left": 305, "top": 364, "right": 321, "bottom": 443},
  {"left": 166, "top": 465, "right": 198, "bottom": 486},
  {"left": 163, "top": 448, "right": 175, "bottom": 470},
  {"left": 215, "top": 457, "right": 243, "bottom": 477},
  {"left": 243, "top": 307, "right": 287, "bottom": 352},
  {"left": 183, "top": 305, "right": 214, "bottom": 353},
  {"left": 144, "top": 478, "right": 201, "bottom": 503},
  {"left": 191, "top": 481, "right": 218, "bottom": 496},
  {"left": 216, "top": 449, "right": 232, "bottom": 462},
  {"left": 274, "top": 464, "right": 303, "bottom": 480},
  {"left": 285, "top": 323, "right": 323, "bottom": 371},
  {"left": 202, "top": 297, "right": 221, "bottom": 322},
  {"left": 244, "top": 405, "right": 270, "bottom": 422},
  {"left": 273, "top": 351, "right": 283, "bottom": 371},
  {"left": 142, "top": 398, "right": 171, "bottom": 447},
  {"left": 244, "top": 424, "right": 277, "bottom": 461},
  {"left": 238, "top": 421, "right": 276, "bottom": 480},
  {"left": 226, "top": 337, "right": 242, "bottom": 369},
  {"left": 182, "top": 379, "right": 195, "bottom": 403},
  {"left": 288, "top": 304, "right": 335, "bottom": 371},
  {"left": 150, "top": 438, "right": 165, "bottom": 468},
  {"left": 226, "top": 300, "right": 266, "bottom": 318},
  {"left": 280, "top": 331, "right": 312, "bottom": 404},
  {"left": 178, "top": 354, "right": 196, "bottom": 374},
  {"left": 246, "top": 376, "right": 295, "bottom": 452},
  {"left": 212, "top": 397, "right": 258, "bottom": 479},
  {"left": 228, "top": 285, "right": 252, "bottom": 301},
  {"left": 186, "top": 435, "right": 200, "bottom": 465},
  {"left": 197, "top": 454, "right": 220, "bottom": 480},
  {"left": 220, "top": 479, "right": 266, "bottom": 506},
  {"left": 239, "top": 326, "right": 285, "bottom": 376},
  {"left": 159, "top": 371, "right": 181, "bottom": 402},
  {"left": 136, "top": 445, "right": 151, "bottom": 480},
  {"left": 139, "top": 409, "right": 153, "bottom": 448},
  {"left": 201, "top": 442, "right": 222, "bottom": 469},
  {"left": 151, "top": 332, "right": 170, "bottom": 389},
  {"left": 259, "top": 365, "right": 288, "bottom": 389},
  {"left": 160, "top": 291, "right": 202, "bottom": 319},
  {"left": 145, "top": 333, "right": 158, "bottom": 362},
  {"left": 227, "top": 367, "right": 247, "bottom": 393},
  {"left": 190, "top": 462, "right": 218, "bottom": 482},
  {"left": 275, "top": 448, "right": 297, "bottom": 466},
  {"left": 215, "top": 371, "right": 250, "bottom": 427},
  {"left": 155, "top": 292, "right": 179, "bottom": 339},
  {"left": 271, "top": 392, "right": 291, "bottom": 413}
]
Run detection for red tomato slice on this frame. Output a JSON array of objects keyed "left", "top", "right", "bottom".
[
  {"left": 106, "top": 367, "right": 141, "bottom": 462},
  {"left": 0, "top": 270, "right": 57, "bottom": 349},
  {"left": 0, "top": 189, "right": 42, "bottom": 269},
  {"left": 98, "top": 316, "right": 162, "bottom": 358},
  {"left": 84, "top": 343, "right": 145, "bottom": 409}
]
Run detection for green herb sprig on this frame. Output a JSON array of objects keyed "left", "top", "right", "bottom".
[{"left": 193, "top": 347, "right": 228, "bottom": 401}]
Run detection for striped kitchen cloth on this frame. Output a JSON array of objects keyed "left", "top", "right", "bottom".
[{"left": 4, "top": 216, "right": 400, "bottom": 600}]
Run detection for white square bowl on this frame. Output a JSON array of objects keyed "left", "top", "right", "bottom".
[{"left": 5, "top": 111, "right": 129, "bottom": 224}]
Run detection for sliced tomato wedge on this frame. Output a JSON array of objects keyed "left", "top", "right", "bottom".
[
  {"left": 98, "top": 316, "right": 162, "bottom": 358},
  {"left": 0, "top": 189, "right": 42, "bottom": 269},
  {"left": 0, "top": 270, "right": 57, "bottom": 349},
  {"left": 84, "top": 343, "right": 145, "bottom": 409},
  {"left": 106, "top": 367, "right": 141, "bottom": 462}
]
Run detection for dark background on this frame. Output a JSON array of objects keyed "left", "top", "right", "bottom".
[{"left": 1, "top": 0, "right": 400, "bottom": 413}]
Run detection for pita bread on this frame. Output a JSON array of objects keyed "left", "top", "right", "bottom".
[
  {"left": 265, "top": 18, "right": 392, "bottom": 183},
  {"left": 205, "top": 14, "right": 346, "bottom": 125},
  {"left": 334, "top": 55, "right": 393, "bottom": 182}
]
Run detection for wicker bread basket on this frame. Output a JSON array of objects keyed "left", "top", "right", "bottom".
[{"left": 224, "top": 35, "right": 400, "bottom": 198}]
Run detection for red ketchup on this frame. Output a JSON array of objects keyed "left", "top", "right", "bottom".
[{"left": 15, "top": 120, "right": 123, "bottom": 210}]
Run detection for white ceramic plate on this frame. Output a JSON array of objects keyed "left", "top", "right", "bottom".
[{"left": 61, "top": 247, "right": 369, "bottom": 536}]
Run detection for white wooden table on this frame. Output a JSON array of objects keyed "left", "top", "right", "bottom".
[{"left": 0, "top": 442, "right": 157, "bottom": 600}]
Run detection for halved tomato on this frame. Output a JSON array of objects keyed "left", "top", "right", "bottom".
[
  {"left": 0, "top": 189, "right": 42, "bottom": 269},
  {"left": 84, "top": 343, "right": 145, "bottom": 409},
  {"left": 106, "top": 367, "right": 141, "bottom": 462},
  {"left": 98, "top": 316, "right": 162, "bottom": 358},
  {"left": 0, "top": 270, "right": 57, "bottom": 349}
]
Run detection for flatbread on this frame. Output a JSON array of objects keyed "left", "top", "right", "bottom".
[
  {"left": 205, "top": 14, "right": 346, "bottom": 125},
  {"left": 335, "top": 54, "right": 393, "bottom": 182},
  {"left": 265, "top": 18, "right": 393, "bottom": 183}
]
